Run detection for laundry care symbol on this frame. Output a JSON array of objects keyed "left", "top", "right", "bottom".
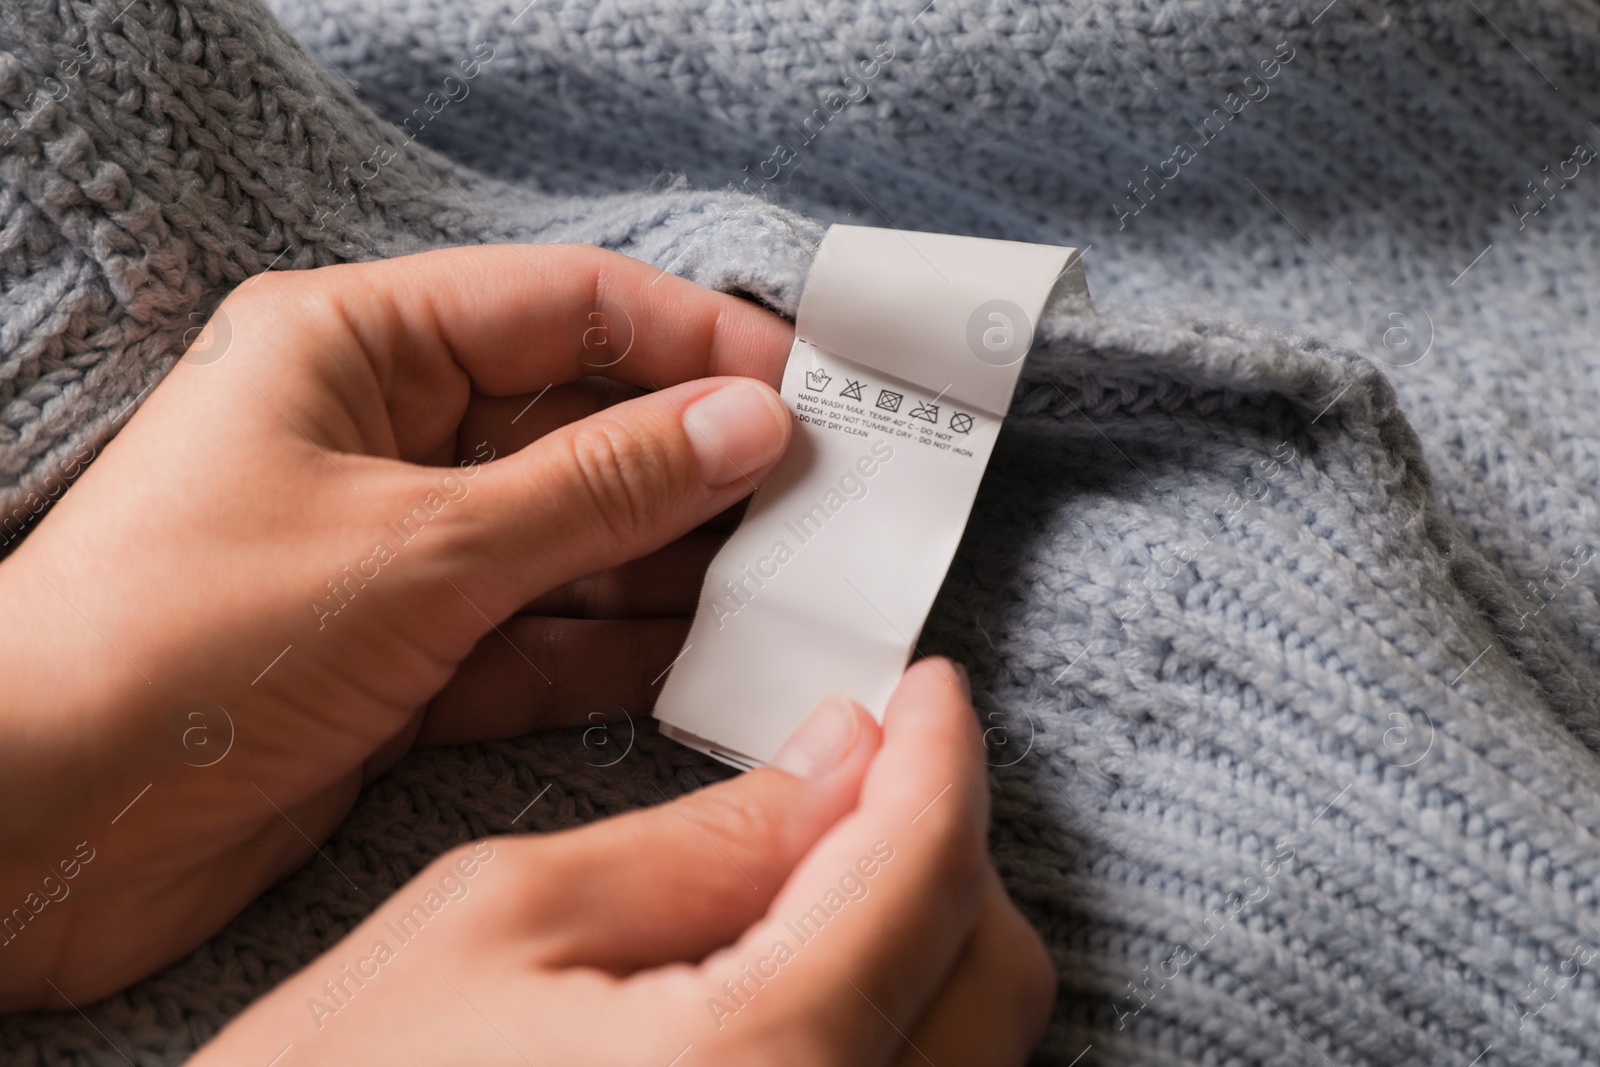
[
  {"left": 949, "top": 412, "right": 974, "bottom": 434},
  {"left": 840, "top": 379, "right": 865, "bottom": 401},
  {"left": 805, "top": 368, "right": 833, "bottom": 391},
  {"left": 909, "top": 401, "right": 939, "bottom": 423},
  {"left": 875, "top": 389, "right": 904, "bottom": 413}
]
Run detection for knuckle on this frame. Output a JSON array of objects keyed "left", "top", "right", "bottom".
[
  {"left": 938, "top": 835, "right": 990, "bottom": 912},
  {"left": 220, "top": 267, "right": 345, "bottom": 352},
  {"left": 915, "top": 797, "right": 989, "bottom": 901},
  {"left": 1009, "top": 915, "right": 1059, "bottom": 1034},
  {"left": 725, "top": 1014, "right": 832, "bottom": 1067},
  {"left": 563, "top": 416, "right": 677, "bottom": 548},
  {"left": 454, "top": 836, "right": 507, "bottom": 874},
  {"left": 968, "top": 878, "right": 1060, "bottom": 1040},
  {"left": 224, "top": 269, "right": 282, "bottom": 309},
  {"left": 224, "top": 265, "right": 308, "bottom": 318},
  {"left": 679, "top": 784, "right": 787, "bottom": 861},
  {"left": 405, "top": 837, "right": 515, "bottom": 921}
]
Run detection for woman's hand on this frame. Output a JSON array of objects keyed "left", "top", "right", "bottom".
[
  {"left": 192, "top": 660, "right": 1057, "bottom": 1067},
  {"left": 0, "top": 245, "right": 795, "bottom": 1006}
]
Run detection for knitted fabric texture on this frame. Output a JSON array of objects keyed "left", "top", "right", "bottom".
[{"left": 5, "top": 1, "right": 1600, "bottom": 1064}]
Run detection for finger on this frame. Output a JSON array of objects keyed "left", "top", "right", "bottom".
[
  {"left": 224, "top": 244, "right": 795, "bottom": 462},
  {"left": 520, "top": 529, "right": 725, "bottom": 618},
  {"left": 386, "top": 244, "right": 794, "bottom": 391},
  {"left": 493, "top": 696, "right": 884, "bottom": 972},
  {"left": 685, "top": 657, "right": 989, "bottom": 1063},
  {"left": 454, "top": 377, "right": 645, "bottom": 464},
  {"left": 899, "top": 866, "right": 1058, "bottom": 1067},
  {"left": 416, "top": 616, "right": 689, "bottom": 746},
  {"left": 698, "top": 494, "right": 755, "bottom": 537},
  {"left": 442, "top": 375, "right": 792, "bottom": 615}
]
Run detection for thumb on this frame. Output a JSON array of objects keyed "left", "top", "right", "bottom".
[
  {"left": 506, "top": 696, "right": 881, "bottom": 973},
  {"left": 450, "top": 376, "right": 791, "bottom": 611}
]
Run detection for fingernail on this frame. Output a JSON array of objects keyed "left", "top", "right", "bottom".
[
  {"left": 682, "top": 380, "right": 789, "bottom": 488},
  {"left": 771, "top": 696, "right": 861, "bottom": 779}
]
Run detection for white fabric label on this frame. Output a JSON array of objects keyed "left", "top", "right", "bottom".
[{"left": 655, "top": 224, "right": 1088, "bottom": 769}]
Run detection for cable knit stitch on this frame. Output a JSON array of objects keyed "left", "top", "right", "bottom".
[{"left": 6, "top": 1, "right": 1600, "bottom": 1065}]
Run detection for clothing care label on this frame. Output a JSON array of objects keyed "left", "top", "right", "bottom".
[{"left": 655, "top": 224, "right": 1089, "bottom": 770}]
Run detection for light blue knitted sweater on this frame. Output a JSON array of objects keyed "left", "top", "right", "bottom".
[{"left": 5, "top": 1, "right": 1600, "bottom": 1064}]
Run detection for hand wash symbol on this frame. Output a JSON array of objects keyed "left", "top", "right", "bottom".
[{"left": 805, "top": 369, "right": 833, "bottom": 391}]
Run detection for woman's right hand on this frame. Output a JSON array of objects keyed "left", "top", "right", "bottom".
[{"left": 192, "top": 658, "right": 1058, "bottom": 1066}]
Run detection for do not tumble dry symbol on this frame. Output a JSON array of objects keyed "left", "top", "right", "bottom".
[{"left": 875, "top": 389, "right": 903, "bottom": 413}]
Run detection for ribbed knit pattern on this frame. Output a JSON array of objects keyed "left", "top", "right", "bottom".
[{"left": 6, "top": 1, "right": 1600, "bottom": 1064}]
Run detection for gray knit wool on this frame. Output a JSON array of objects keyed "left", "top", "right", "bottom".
[{"left": 5, "top": 1, "right": 1600, "bottom": 1065}]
